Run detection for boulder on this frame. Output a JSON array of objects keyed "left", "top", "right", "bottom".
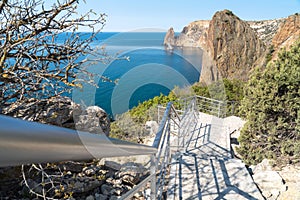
[
  {"left": 145, "top": 121, "right": 159, "bottom": 135},
  {"left": 253, "top": 170, "right": 286, "bottom": 200},
  {"left": 58, "top": 161, "right": 85, "bottom": 173},
  {"left": 101, "top": 184, "right": 113, "bottom": 195},
  {"left": 74, "top": 106, "right": 110, "bottom": 135},
  {"left": 86, "top": 195, "right": 95, "bottom": 200},
  {"left": 251, "top": 159, "right": 273, "bottom": 173},
  {"left": 104, "top": 161, "right": 122, "bottom": 171},
  {"left": 117, "top": 162, "right": 147, "bottom": 185},
  {"left": 95, "top": 193, "right": 107, "bottom": 200},
  {"left": 277, "top": 165, "right": 300, "bottom": 200},
  {"left": 251, "top": 159, "right": 287, "bottom": 200},
  {"left": 2, "top": 96, "right": 74, "bottom": 126},
  {"left": 2, "top": 96, "right": 110, "bottom": 136}
]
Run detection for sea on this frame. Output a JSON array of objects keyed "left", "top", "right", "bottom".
[{"left": 71, "top": 32, "right": 203, "bottom": 117}]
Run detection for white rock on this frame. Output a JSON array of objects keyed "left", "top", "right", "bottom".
[
  {"left": 253, "top": 170, "right": 287, "bottom": 199},
  {"left": 253, "top": 159, "right": 273, "bottom": 174},
  {"left": 145, "top": 121, "right": 158, "bottom": 135}
]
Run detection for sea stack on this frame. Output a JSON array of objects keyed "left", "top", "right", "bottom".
[{"left": 163, "top": 27, "right": 175, "bottom": 49}]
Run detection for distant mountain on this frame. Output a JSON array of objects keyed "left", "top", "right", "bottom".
[{"left": 164, "top": 10, "right": 300, "bottom": 84}]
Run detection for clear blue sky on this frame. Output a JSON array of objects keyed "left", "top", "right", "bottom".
[{"left": 77, "top": 0, "right": 300, "bottom": 32}]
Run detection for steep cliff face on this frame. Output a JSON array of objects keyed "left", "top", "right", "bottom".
[
  {"left": 272, "top": 14, "right": 300, "bottom": 56},
  {"left": 200, "top": 10, "right": 266, "bottom": 83},
  {"left": 164, "top": 11, "right": 299, "bottom": 83}
]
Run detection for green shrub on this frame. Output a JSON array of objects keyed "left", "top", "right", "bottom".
[
  {"left": 192, "top": 79, "right": 245, "bottom": 116},
  {"left": 110, "top": 91, "right": 180, "bottom": 141},
  {"left": 111, "top": 78, "right": 246, "bottom": 141},
  {"left": 238, "top": 40, "right": 300, "bottom": 165}
]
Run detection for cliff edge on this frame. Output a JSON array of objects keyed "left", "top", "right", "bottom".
[
  {"left": 272, "top": 14, "right": 300, "bottom": 58},
  {"left": 164, "top": 10, "right": 300, "bottom": 83},
  {"left": 201, "top": 10, "right": 266, "bottom": 83}
]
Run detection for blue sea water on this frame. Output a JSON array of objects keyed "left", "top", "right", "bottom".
[{"left": 71, "top": 32, "right": 203, "bottom": 117}]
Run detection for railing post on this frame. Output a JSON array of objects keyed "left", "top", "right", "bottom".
[
  {"left": 217, "top": 102, "right": 221, "bottom": 117},
  {"left": 150, "top": 154, "right": 156, "bottom": 200},
  {"left": 157, "top": 106, "right": 160, "bottom": 123}
]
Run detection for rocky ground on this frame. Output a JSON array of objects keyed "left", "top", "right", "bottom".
[
  {"left": 1, "top": 97, "right": 299, "bottom": 199},
  {"left": 250, "top": 160, "right": 300, "bottom": 200},
  {"left": 0, "top": 160, "right": 150, "bottom": 200},
  {"left": 227, "top": 116, "right": 300, "bottom": 200},
  {"left": 0, "top": 96, "right": 152, "bottom": 200}
]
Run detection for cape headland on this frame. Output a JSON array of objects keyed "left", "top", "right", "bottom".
[{"left": 164, "top": 10, "right": 300, "bottom": 84}]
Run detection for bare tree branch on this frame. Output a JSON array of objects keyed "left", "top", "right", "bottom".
[{"left": 0, "top": 0, "right": 109, "bottom": 109}]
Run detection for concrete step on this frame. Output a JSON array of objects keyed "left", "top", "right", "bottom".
[
  {"left": 167, "top": 112, "right": 263, "bottom": 200},
  {"left": 167, "top": 155, "right": 264, "bottom": 200},
  {"left": 184, "top": 119, "right": 231, "bottom": 159}
]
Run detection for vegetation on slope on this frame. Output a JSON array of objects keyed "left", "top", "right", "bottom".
[
  {"left": 110, "top": 91, "right": 180, "bottom": 142},
  {"left": 238, "top": 40, "right": 300, "bottom": 165},
  {"left": 110, "top": 79, "right": 245, "bottom": 141}
]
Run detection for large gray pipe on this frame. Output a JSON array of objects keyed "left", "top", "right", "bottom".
[{"left": 0, "top": 115, "right": 156, "bottom": 167}]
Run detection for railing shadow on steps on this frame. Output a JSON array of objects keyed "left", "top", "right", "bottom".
[{"left": 122, "top": 95, "right": 228, "bottom": 199}]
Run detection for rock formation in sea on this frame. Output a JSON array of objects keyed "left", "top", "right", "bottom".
[
  {"left": 164, "top": 10, "right": 300, "bottom": 84},
  {"left": 163, "top": 27, "right": 175, "bottom": 50},
  {"left": 164, "top": 20, "right": 210, "bottom": 47}
]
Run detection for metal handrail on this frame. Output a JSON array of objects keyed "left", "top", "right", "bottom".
[
  {"left": 154, "top": 103, "right": 181, "bottom": 199},
  {"left": 195, "top": 95, "right": 225, "bottom": 104},
  {"left": 195, "top": 95, "right": 226, "bottom": 118},
  {"left": 153, "top": 102, "right": 176, "bottom": 149},
  {"left": 119, "top": 96, "right": 226, "bottom": 198},
  {"left": 0, "top": 96, "right": 199, "bottom": 199},
  {"left": 120, "top": 102, "right": 183, "bottom": 199},
  {"left": 0, "top": 114, "right": 157, "bottom": 167}
]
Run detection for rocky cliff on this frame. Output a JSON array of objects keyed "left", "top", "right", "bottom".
[
  {"left": 164, "top": 10, "right": 300, "bottom": 83},
  {"left": 272, "top": 14, "right": 300, "bottom": 57},
  {"left": 201, "top": 10, "right": 267, "bottom": 83}
]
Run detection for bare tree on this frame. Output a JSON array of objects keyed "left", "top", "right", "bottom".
[
  {"left": 0, "top": 0, "right": 108, "bottom": 111},
  {"left": 0, "top": 1, "right": 112, "bottom": 199}
]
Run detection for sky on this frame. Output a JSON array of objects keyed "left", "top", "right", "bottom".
[{"left": 76, "top": 0, "right": 300, "bottom": 32}]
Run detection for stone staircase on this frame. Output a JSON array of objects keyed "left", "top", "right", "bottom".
[{"left": 167, "top": 112, "right": 264, "bottom": 200}]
